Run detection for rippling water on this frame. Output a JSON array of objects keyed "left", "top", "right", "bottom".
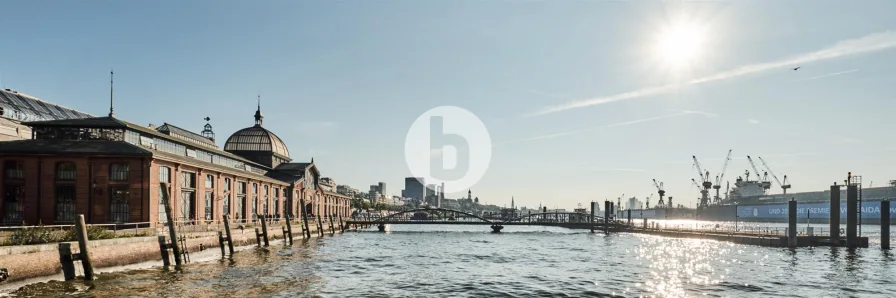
[{"left": 9, "top": 224, "right": 896, "bottom": 297}]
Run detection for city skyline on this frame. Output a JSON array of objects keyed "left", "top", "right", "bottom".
[{"left": 2, "top": 1, "right": 896, "bottom": 210}]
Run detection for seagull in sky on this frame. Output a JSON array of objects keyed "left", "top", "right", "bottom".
[{"left": 793, "top": 67, "right": 801, "bottom": 71}]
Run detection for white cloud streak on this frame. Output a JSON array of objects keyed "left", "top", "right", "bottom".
[
  {"left": 508, "top": 111, "right": 703, "bottom": 144},
  {"left": 531, "top": 31, "right": 896, "bottom": 116},
  {"left": 747, "top": 119, "right": 760, "bottom": 124},
  {"left": 794, "top": 69, "right": 859, "bottom": 82}
]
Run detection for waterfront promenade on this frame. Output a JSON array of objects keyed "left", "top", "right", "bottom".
[{"left": 0, "top": 217, "right": 341, "bottom": 286}]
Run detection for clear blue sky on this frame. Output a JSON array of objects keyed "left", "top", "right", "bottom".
[{"left": 2, "top": 1, "right": 896, "bottom": 210}]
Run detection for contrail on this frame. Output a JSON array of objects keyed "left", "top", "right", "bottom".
[
  {"left": 531, "top": 30, "right": 896, "bottom": 116},
  {"left": 795, "top": 69, "right": 859, "bottom": 82},
  {"left": 602, "top": 112, "right": 689, "bottom": 128},
  {"left": 508, "top": 111, "right": 696, "bottom": 144}
]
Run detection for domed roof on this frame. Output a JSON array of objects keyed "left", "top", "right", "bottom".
[
  {"left": 223, "top": 99, "right": 290, "bottom": 159},
  {"left": 224, "top": 126, "right": 290, "bottom": 158}
]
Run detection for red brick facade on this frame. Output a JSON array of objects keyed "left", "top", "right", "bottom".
[{"left": 0, "top": 155, "right": 351, "bottom": 226}]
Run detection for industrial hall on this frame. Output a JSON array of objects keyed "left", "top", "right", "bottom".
[{"left": 0, "top": 88, "right": 350, "bottom": 227}]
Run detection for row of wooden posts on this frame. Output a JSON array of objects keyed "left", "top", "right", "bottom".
[{"left": 58, "top": 182, "right": 354, "bottom": 281}]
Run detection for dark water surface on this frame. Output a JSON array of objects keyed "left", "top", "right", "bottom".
[{"left": 9, "top": 224, "right": 896, "bottom": 297}]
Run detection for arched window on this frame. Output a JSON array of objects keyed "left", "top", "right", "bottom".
[
  {"left": 223, "top": 178, "right": 231, "bottom": 216},
  {"left": 56, "top": 162, "right": 76, "bottom": 180},
  {"left": 3, "top": 160, "right": 25, "bottom": 222}
]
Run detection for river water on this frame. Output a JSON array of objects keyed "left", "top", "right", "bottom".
[{"left": 8, "top": 223, "right": 896, "bottom": 297}]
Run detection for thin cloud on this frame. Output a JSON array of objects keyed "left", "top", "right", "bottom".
[
  {"left": 747, "top": 119, "right": 760, "bottom": 124},
  {"left": 795, "top": 69, "right": 859, "bottom": 82},
  {"left": 531, "top": 30, "right": 896, "bottom": 116},
  {"left": 507, "top": 111, "right": 704, "bottom": 144},
  {"left": 602, "top": 112, "right": 690, "bottom": 128},
  {"left": 514, "top": 131, "right": 578, "bottom": 143}
]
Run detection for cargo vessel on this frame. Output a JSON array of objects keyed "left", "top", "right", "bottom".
[{"left": 619, "top": 170, "right": 895, "bottom": 224}]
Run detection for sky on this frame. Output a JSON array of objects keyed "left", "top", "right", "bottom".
[{"left": 2, "top": 0, "right": 896, "bottom": 210}]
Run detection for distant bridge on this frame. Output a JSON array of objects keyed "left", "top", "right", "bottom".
[{"left": 345, "top": 208, "right": 612, "bottom": 232}]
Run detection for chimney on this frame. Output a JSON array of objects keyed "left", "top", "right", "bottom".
[{"left": 148, "top": 123, "right": 156, "bottom": 129}]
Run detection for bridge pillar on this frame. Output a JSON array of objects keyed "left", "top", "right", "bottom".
[
  {"left": 490, "top": 224, "right": 504, "bottom": 233},
  {"left": 377, "top": 223, "right": 386, "bottom": 232}
]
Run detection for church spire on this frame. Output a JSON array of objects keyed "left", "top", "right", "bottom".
[{"left": 254, "top": 95, "right": 263, "bottom": 126}]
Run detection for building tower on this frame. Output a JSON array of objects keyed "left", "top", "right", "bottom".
[
  {"left": 511, "top": 196, "right": 515, "bottom": 209},
  {"left": 201, "top": 116, "right": 215, "bottom": 143}
]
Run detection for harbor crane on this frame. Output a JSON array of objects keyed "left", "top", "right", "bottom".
[
  {"left": 713, "top": 150, "right": 732, "bottom": 204},
  {"left": 758, "top": 156, "right": 791, "bottom": 194},
  {"left": 746, "top": 156, "right": 772, "bottom": 190},
  {"left": 653, "top": 179, "right": 666, "bottom": 208},
  {"left": 692, "top": 156, "right": 712, "bottom": 207}
]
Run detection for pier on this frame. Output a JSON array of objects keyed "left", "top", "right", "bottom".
[{"left": 348, "top": 203, "right": 878, "bottom": 248}]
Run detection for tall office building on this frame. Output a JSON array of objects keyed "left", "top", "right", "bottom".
[
  {"left": 378, "top": 182, "right": 387, "bottom": 197},
  {"left": 403, "top": 177, "right": 426, "bottom": 203},
  {"left": 425, "top": 184, "right": 436, "bottom": 197}
]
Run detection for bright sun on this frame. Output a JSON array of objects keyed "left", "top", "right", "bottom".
[{"left": 655, "top": 21, "right": 706, "bottom": 68}]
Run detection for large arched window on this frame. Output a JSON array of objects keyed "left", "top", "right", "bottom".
[
  {"left": 55, "top": 162, "right": 76, "bottom": 222},
  {"left": 3, "top": 160, "right": 25, "bottom": 223}
]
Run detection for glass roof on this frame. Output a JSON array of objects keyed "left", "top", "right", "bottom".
[
  {"left": 224, "top": 126, "right": 290, "bottom": 158},
  {"left": 0, "top": 89, "right": 93, "bottom": 122}
]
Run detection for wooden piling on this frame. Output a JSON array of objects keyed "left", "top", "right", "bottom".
[
  {"left": 284, "top": 213, "right": 294, "bottom": 244},
  {"left": 217, "top": 232, "right": 226, "bottom": 256},
  {"left": 160, "top": 182, "right": 182, "bottom": 266},
  {"left": 223, "top": 214, "right": 234, "bottom": 255},
  {"left": 338, "top": 215, "right": 345, "bottom": 232},
  {"left": 73, "top": 215, "right": 94, "bottom": 280},
  {"left": 299, "top": 197, "right": 312, "bottom": 239},
  {"left": 329, "top": 215, "right": 335, "bottom": 235},
  {"left": 317, "top": 216, "right": 324, "bottom": 237},
  {"left": 260, "top": 214, "right": 270, "bottom": 246},
  {"left": 158, "top": 236, "right": 171, "bottom": 266},
  {"left": 57, "top": 243, "right": 76, "bottom": 281},
  {"left": 255, "top": 227, "right": 262, "bottom": 246}
]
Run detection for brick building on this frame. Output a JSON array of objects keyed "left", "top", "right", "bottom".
[{"left": 0, "top": 103, "right": 350, "bottom": 226}]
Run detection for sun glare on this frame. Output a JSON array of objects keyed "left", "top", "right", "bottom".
[{"left": 655, "top": 21, "right": 706, "bottom": 68}]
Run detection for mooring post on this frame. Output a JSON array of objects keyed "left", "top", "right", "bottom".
[
  {"left": 260, "top": 213, "right": 270, "bottom": 246},
  {"left": 57, "top": 243, "right": 76, "bottom": 281},
  {"left": 329, "top": 214, "right": 335, "bottom": 235},
  {"left": 217, "top": 232, "right": 226, "bottom": 256},
  {"left": 223, "top": 214, "right": 234, "bottom": 255},
  {"left": 627, "top": 209, "right": 632, "bottom": 226},
  {"left": 590, "top": 201, "right": 595, "bottom": 233},
  {"left": 255, "top": 227, "right": 262, "bottom": 246},
  {"left": 161, "top": 182, "right": 182, "bottom": 266},
  {"left": 788, "top": 199, "right": 797, "bottom": 248},
  {"left": 603, "top": 201, "right": 610, "bottom": 233},
  {"left": 300, "top": 198, "right": 312, "bottom": 239},
  {"left": 847, "top": 183, "right": 859, "bottom": 248},
  {"left": 830, "top": 184, "right": 841, "bottom": 246},
  {"left": 338, "top": 215, "right": 345, "bottom": 232},
  {"left": 73, "top": 215, "right": 95, "bottom": 280},
  {"left": 317, "top": 215, "right": 324, "bottom": 237},
  {"left": 158, "top": 236, "right": 171, "bottom": 266},
  {"left": 881, "top": 200, "right": 890, "bottom": 250},
  {"left": 284, "top": 213, "right": 293, "bottom": 244}
]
